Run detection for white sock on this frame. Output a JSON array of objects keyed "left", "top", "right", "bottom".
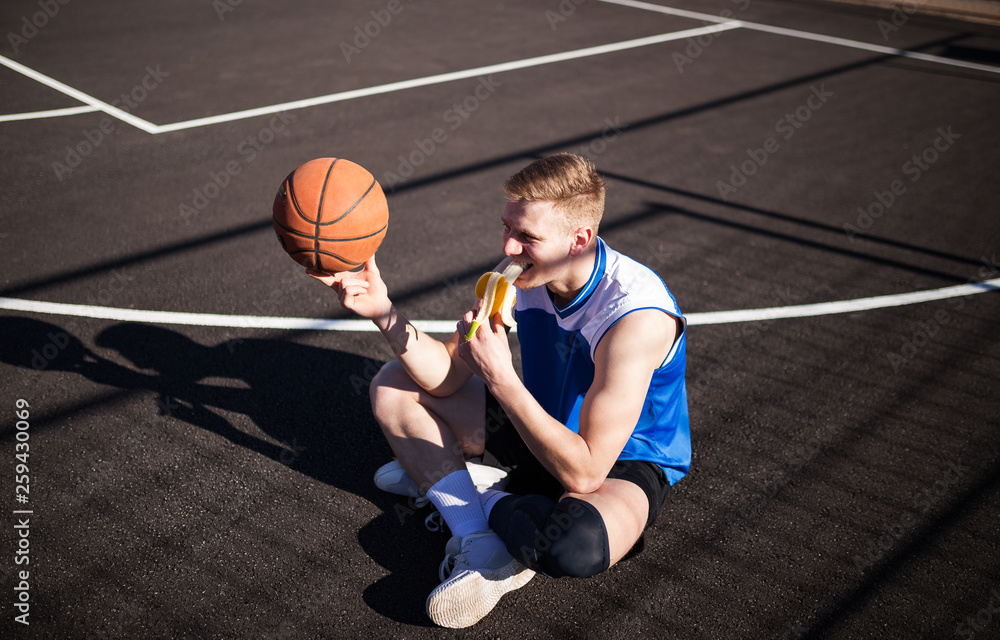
[
  {"left": 479, "top": 488, "right": 512, "bottom": 521},
  {"left": 425, "top": 470, "right": 489, "bottom": 538}
]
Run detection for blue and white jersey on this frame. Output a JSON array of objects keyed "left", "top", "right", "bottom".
[{"left": 514, "top": 237, "right": 691, "bottom": 485}]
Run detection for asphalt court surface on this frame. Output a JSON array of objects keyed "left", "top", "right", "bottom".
[{"left": 1, "top": 0, "right": 999, "bottom": 638}]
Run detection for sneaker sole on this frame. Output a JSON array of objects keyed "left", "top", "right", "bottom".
[{"left": 425, "top": 561, "right": 535, "bottom": 628}]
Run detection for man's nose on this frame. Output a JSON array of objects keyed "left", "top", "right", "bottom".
[{"left": 503, "top": 236, "right": 521, "bottom": 256}]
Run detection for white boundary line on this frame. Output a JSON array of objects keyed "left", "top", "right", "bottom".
[
  {"left": 2, "top": 279, "right": 997, "bottom": 333},
  {"left": 598, "top": 0, "right": 1000, "bottom": 74},
  {"left": 153, "top": 23, "right": 742, "bottom": 133},
  {"left": 3, "top": 6, "right": 997, "bottom": 130},
  {"left": 0, "top": 24, "right": 740, "bottom": 133},
  {"left": 687, "top": 278, "right": 1000, "bottom": 325},
  {"left": 0, "top": 105, "right": 99, "bottom": 123},
  {"left": 0, "top": 55, "right": 159, "bottom": 133}
]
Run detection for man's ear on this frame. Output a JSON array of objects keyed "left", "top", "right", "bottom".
[{"left": 569, "top": 226, "right": 594, "bottom": 256}]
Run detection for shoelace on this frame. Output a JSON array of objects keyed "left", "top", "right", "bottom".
[
  {"left": 437, "top": 546, "right": 469, "bottom": 581},
  {"left": 424, "top": 510, "right": 443, "bottom": 532},
  {"left": 409, "top": 494, "right": 445, "bottom": 532}
]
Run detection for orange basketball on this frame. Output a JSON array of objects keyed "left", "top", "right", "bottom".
[{"left": 272, "top": 158, "right": 388, "bottom": 273}]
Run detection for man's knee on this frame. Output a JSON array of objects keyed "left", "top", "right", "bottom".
[
  {"left": 369, "top": 359, "right": 416, "bottom": 420},
  {"left": 537, "top": 498, "right": 611, "bottom": 579}
]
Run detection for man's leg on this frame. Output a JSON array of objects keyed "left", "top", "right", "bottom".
[
  {"left": 565, "top": 479, "right": 648, "bottom": 567},
  {"left": 370, "top": 359, "right": 487, "bottom": 492},
  {"left": 489, "top": 479, "right": 648, "bottom": 578},
  {"left": 370, "top": 360, "right": 535, "bottom": 629}
]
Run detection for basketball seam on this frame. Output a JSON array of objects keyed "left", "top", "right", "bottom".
[
  {"left": 287, "top": 169, "right": 317, "bottom": 226},
  {"left": 318, "top": 178, "right": 378, "bottom": 227},
  {"left": 273, "top": 219, "right": 387, "bottom": 243},
  {"left": 314, "top": 159, "right": 339, "bottom": 269},
  {"left": 287, "top": 248, "right": 363, "bottom": 267}
]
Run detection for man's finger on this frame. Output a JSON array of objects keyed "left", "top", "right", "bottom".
[
  {"left": 338, "top": 278, "right": 370, "bottom": 290},
  {"left": 490, "top": 312, "right": 506, "bottom": 333},
  {"left": 306, "top": 269, "right": 336, "bottom": 286}
]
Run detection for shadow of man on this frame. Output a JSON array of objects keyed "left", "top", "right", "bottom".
[
  {"left": 0, "top": 316, "right": 389, "bottom": 497},
  {"left": 1, "top": 315, "right": 453, "bottom": 624}
]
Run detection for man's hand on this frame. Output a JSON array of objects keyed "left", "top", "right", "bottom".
[
  {"left": 307, "top": 255, "right": 391, "bottom": 323},
  {"left": 457, "top": 310, "right": 517, "bottom": 390}
]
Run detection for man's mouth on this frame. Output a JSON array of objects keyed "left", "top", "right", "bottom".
[{"left": 513, "top": 262, "right": 533, "bottom": 278}]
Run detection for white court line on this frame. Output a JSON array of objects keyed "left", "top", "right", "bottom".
[
  {"left": 2, "top": 279, "right": 997, "bottom": 333},
  {"left": 0, "top": 105, "right": 99, "bottom": 123},
  {"left": 152, "top": 23, "right": 742, "bottom": 133},
  {"left": 599, "top": 0, "right": 1000, "bottom": 75},
  {"left": 0, "top": 24, "right": 740, "bottom": 131},
  {"left": 4, "top": 6, "right": 996, "bottom": 132},
  {"left": 0, "top": 54, "right": 159, "bottom": 133},
  {"left": 687, "top": 278, "right": 1000, "bottom": 325}
]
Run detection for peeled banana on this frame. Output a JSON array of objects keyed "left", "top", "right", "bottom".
[{"left": 463, "top": 257, "right": 525, "bottom": 341}]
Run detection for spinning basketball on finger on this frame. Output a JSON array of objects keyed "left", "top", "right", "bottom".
[
  {"left": 275, "top": 153, "right": 691, "bottom": 629},
  {"left": 272, "top": 157, "right": 388, "bottom": 273},
  {"left": 272, "top": 157, "right": 391, "bottom": 318}
]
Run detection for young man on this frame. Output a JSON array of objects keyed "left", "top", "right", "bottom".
[{"left": 309, "top": 153, "right": 690, "bottom": 628}]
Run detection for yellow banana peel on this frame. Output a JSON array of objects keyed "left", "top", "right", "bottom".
[{"left": 464, "top": 257, "right": 525, "bottom": 341}]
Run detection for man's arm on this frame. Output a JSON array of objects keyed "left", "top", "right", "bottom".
[
  {"left": 309, "top": 256, "right": 472, "bottom": 397},
  {"left": 461, "top": 309, "right": 677, "bottom": 494},
  {"left": 372, "top": 304, "right": 473, "bottom": 397}
]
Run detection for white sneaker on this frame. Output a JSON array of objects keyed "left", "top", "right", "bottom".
[
  {"left": 373, "top": 458, "right": 509, "bottom": 498},
  {"left": 425, "top": 531, "right": 535, "bottom": 628}
]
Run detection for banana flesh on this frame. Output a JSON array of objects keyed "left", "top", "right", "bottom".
[{"left": 463, "top": 257, "right": 525, "bottom": 340}]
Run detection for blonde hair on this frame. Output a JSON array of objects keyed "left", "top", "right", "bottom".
[{"left": 503, "top": 153, "right": 605, "bottom": 234}]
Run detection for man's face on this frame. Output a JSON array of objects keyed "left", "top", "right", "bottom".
[{"left": 501, "top": 199, "right": 574, "bottom": 291}]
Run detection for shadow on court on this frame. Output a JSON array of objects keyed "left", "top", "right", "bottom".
[
  {"left": 0, "top": 315, "right": 410, "bottom": 504},
  {"left": 0, "top": 315, "right": 467, "bottom": 622}
]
